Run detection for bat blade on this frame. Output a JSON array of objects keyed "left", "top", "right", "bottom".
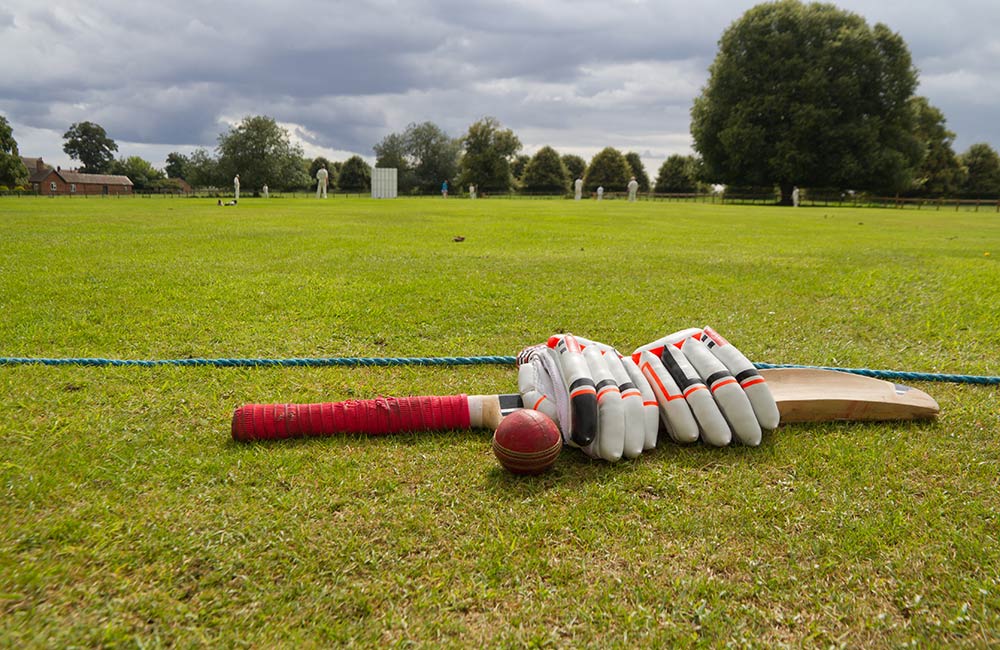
[{"left": 761, "top": 368, "right": 939, "bottom": 423}]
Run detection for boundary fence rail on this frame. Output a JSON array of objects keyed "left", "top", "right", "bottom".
[{"left": 4, "top": 188, "right": 999, "bottom": 211}]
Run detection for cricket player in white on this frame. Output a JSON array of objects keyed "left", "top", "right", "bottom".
[
  {"left": 597, "top": 186, "right": 604, "bottom": 200},
  {"left": 233, "top": 174, "right": 240, "bottom": 200},
  {"left": 574, "top": 177, "right": 583, "bottom": 200},
  {"left": 627, "top": 176, "right": 639, "bottom": 202},
  {"left": 316, "top": 166, "right": 329, "bottom": 199}
]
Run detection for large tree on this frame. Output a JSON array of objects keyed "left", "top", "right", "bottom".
[
  {"left": 655, "top": 154, "right": 702, "bottom": 193},
  {"left": 521, "top": 146, "right": 570, "bottom": 194},
  {"left": 960, "top": 143, "right": 1000, "bottom": 197},
  {"left": 164, "top": 152, "right": 189, "bottom": 180},
  {"left": 0, "top": 115, "right": 28, "bottom": 188},
  {"left": 459, "top": 117, "right": 521, "bottom": 192},
  {"left": 62, "top": 121, "right": 118, "bottom": 174},
  {"left": 583, "top": 147, "right": 631, "bottom": 192},
  {"left": 691, "top": 0, "right": 922, "bottom": 205},
  {"left": 623, "top": 152, "right": 650, "bottom": 192},
  {"left": 909, "top": 96, "right": 964, "bottom": 197},
  {"left": 408, "top": 123, "right": 461, "bottom": 193},
  {"left": 216, "top": 115, "right": 305, "bottom": 192},
  {"left": 338, "top": 155, "right": 371, "bottom": 192}
]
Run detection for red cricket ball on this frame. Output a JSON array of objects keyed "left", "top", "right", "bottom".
[{"left": 491, "top": 409, "right": 562, "bottom": 475}]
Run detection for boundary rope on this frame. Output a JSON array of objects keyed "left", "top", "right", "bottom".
[{"left": 0, "top": 356, "right": 997, "bottom": 384}]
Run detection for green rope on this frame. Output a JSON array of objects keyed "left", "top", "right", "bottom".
[
  {"left": 0, "top": 355, "right": 516, "bottom": 368},
  {"left": 0, "top": 355, "right": 997, "bottom": 384},
  {"left": 752, "top": 363, "right": 999, "bottom": 386}
]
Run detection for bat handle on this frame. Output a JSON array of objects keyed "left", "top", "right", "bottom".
[{"left": 231, "top": 394, "right": 505, "bottom": 441}]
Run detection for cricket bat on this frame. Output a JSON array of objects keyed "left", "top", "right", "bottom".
[{"left": 231, "top": 368, "right": 939, "bottom": 441}]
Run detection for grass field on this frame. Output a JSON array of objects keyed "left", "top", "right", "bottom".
[{"left": 1, "top": 196, "right": 998, "bottom": 647}]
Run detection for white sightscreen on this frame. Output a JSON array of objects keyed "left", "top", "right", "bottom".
[{"left": 371, "top": 167, "right": 398, "bottom": 199}]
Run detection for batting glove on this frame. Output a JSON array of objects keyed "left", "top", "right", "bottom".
[
  {"left": 632, "top": 326, "right": 780, "bottom": 446},
  {"left": 517, "top": 334, "right": 658, "bottom": 462}
]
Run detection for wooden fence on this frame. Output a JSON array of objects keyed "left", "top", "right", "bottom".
[{"left": 5, "top": 188, "right": 999, "bottom": 211}]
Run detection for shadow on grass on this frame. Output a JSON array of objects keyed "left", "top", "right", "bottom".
[{"left": 479, "top": 416, "right": 939, "bottom": 493}]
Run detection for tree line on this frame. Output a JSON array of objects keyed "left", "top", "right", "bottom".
[
  {"left": 3, "top": 1, "right": 1000, "bottom": 200},
  {"left": 0, "top": 110, "right": 701, "bottom": 197},
  {"left": 4, "top": 103, "right": 1000, "bottom": 199}
]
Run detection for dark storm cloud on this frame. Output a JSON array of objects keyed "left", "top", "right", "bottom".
[{"left": 2, "top": 0, "right": 999, "bottom": 169}]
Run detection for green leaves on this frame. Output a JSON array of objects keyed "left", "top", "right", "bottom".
[
  {"left": 692, "top": 0, "right": 920, "bottom": 200},
  {"left": 960, "top": 143, "right": 1000, "bottom": 196},
  {"left": 216, "top": 115, "right": 305, "bottom": 192},
  {"left": 459, "top": 117, "right": 522, "bottom": 193},
  {"left": 0, "top": 115, "right": 27, "bottom": 188},
  {"left": 583, "top": 147, "right": 631, "bottom": 192},
  {"left": 521, "top": 146, "right": 569, "bottom": 194},
  {"left": 62, "top": 121, "right": 118, "bottom": 174}
]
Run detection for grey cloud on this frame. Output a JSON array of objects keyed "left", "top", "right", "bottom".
[{"left": 3, "top": 0, "right": 1000, "bottom": 169}]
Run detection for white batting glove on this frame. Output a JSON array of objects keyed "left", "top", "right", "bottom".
[
  {"left": 632, "top": 326, "right": 780, "bottom": 446},
  {"left": 516, "top": 334, "right": 658, "bottom": 462}
]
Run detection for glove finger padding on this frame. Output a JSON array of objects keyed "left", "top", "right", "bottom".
[
  {"left": 634, "top": 350, "right": 701, "bottom": 443},
  {"left": 634, "top": 326, "right": 779, "bottom": 447},
  {"left": 582, "top": 346, "right": 626, "bottom": 461},
  {"left": 661, "top": 343, "right": 732, "bottom": 446},
  {"left": 700, "top": 327, "right": 780, "bottom": 430},
  {"left": 603, "top": 352, "right": 655, "bottom": 456},
  {"left": 518, "top": 334, "right": 658, "bottom": 461},
  {"left": 549, "top": 334, "right": 598, "bottom": 447},
  {"left": 676, "top": 336, "right": 761, "bottom": 446},
  {"left": 563, "top": 336, "right": 659, "bottom": 459}
]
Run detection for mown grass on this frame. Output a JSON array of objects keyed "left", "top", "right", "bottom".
[{"left": 1, "top": 195, "right": 998, "bottom": 647}]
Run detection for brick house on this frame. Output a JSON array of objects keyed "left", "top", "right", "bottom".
[
  {"left": 30, "top": 166, "right": 134, "bottom": 196},
  {"left": 20, "top": 156, "right": 48, "bottom": 180}
]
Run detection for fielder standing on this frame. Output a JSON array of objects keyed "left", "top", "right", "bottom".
[
  {"left": 233, "top": 174, "right": 240, "bottom": 200},
  {"left": 574, "top": 176, "right": 583, "bottom": 200},
  {"left": 316, "top": 166, "right": 329, "bottom": 199},
  {"left": 627, "top": 176, "right": 639, "bottom": 202}
]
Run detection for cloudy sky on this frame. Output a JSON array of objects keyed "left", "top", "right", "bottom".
[{"left": 3, "top": 0, "right": 999, "bottom": 175}]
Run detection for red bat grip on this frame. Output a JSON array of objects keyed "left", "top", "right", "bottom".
[{"left": 231, "top": 394, "right": 471, "bottom": 441}]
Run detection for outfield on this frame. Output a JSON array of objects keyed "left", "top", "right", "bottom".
[{"left": 1, "top": 196, "right": 998, "bottom": 647}]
